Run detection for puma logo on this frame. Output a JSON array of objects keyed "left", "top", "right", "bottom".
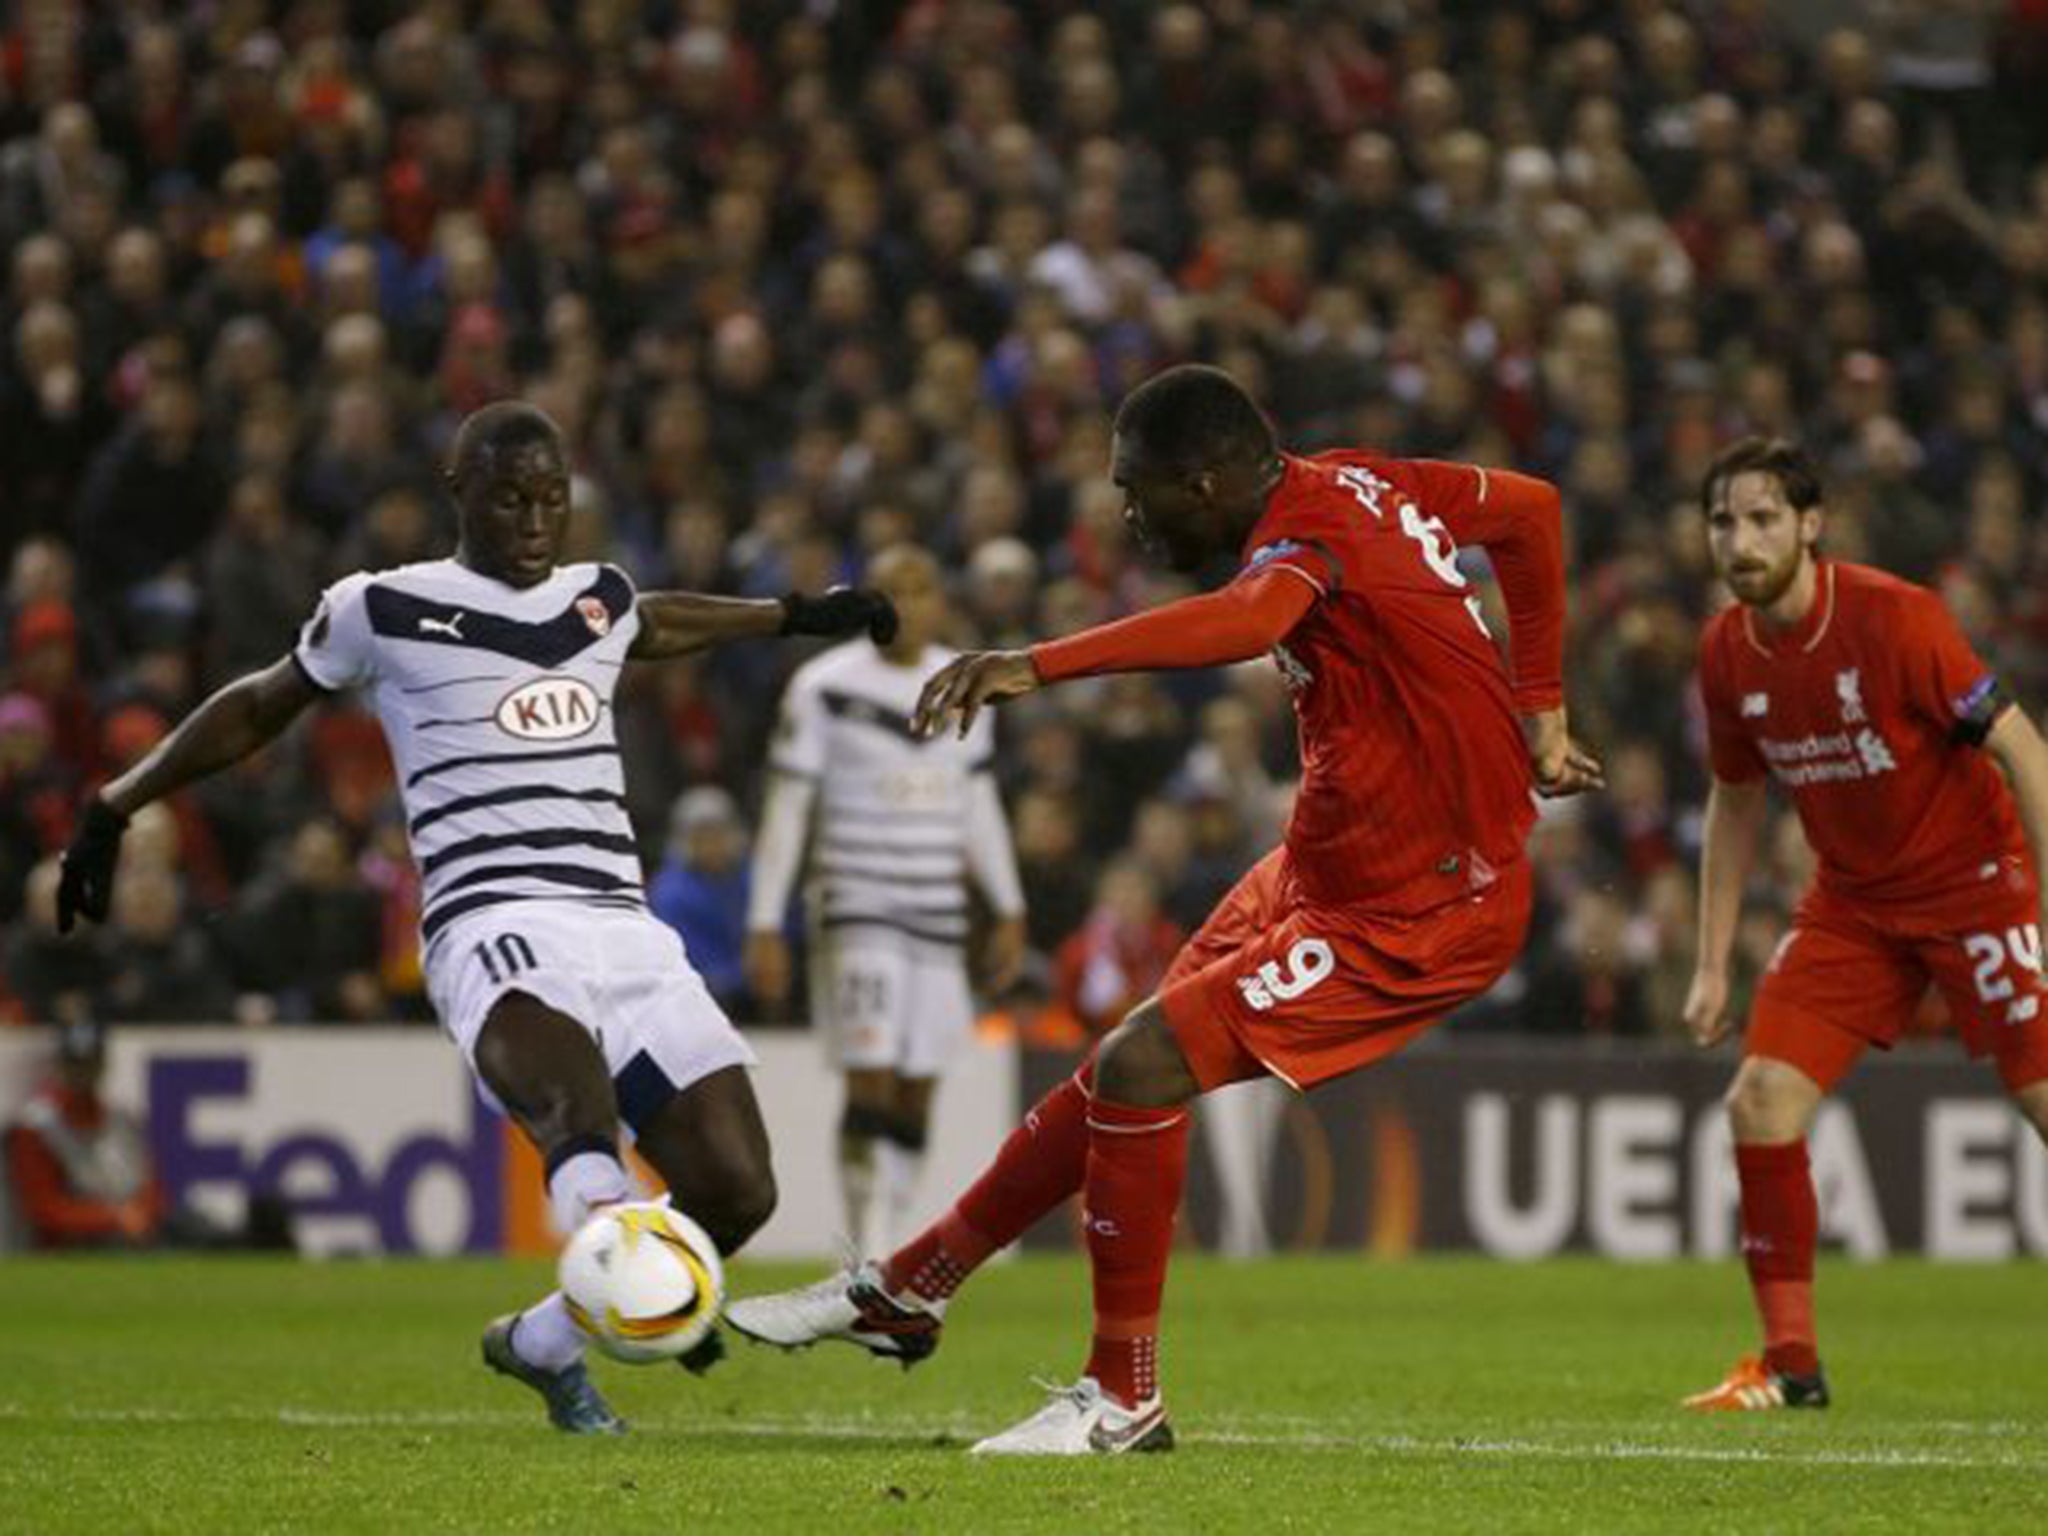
[{"left": 418, "top": 612, "right": 466, "bottom": 640}]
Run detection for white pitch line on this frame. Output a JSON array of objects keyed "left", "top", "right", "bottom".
[{"left": 1, "top": 1403, "right": 2042, "bottom": 1471}]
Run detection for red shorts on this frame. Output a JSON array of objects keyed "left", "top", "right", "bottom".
[
  {"left": 1159, "top": 847, "right": 1533, "bottom": 1091},
  {"left": 1748, "top": 856, "right": 2048, "bottom": 1093}
]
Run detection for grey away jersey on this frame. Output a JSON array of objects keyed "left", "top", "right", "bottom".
[
  {"left": 293, "top": 559, "right": 643, "bottom": 948},
  {"left": 764, "top": 642, "right": 1000, "bottom": 948}
]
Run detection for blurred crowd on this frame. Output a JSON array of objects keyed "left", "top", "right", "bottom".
[{"left": 3, "top": 0, "right": 2046, "bottom": 1039}]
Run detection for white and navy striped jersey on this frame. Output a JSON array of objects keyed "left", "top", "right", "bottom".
[
  {"left": 292, "top": 558, "right": 644, "bottom": 950},
  {"left": 747, "top": 641, "right": 1023, "bottom": 950}
]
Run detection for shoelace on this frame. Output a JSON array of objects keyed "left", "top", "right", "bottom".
[
  {"left": 1027, "top": 1376, "right": 1094, "bottom": 1409},
  {"left": 789, "top": 1275, "right": 852, "bottom": 1304}
]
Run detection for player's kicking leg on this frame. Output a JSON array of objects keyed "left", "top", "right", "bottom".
[
  {"left": 471, "top": 994, "right": 631, "bottom": 1434},
  {"left": 725, "top": 1047, "right": 1103, "bottom": 1364},
  {"left": 629, "top": 1061, "right": 780, "bottom": 1377},
  {"left": 732, "top": 1009, "right": 1191, "bottom": 1456},
  {"left": 1684, "top": 1054, "right": 1831, "bottom": 1412}
]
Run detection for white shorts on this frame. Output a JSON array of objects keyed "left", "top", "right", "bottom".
[
  {"left": 425, "top": 902, "right": 756, "bottom": 1135},
  {"left": 809, "top": 924, "right": 975, "bottom": 1077}
]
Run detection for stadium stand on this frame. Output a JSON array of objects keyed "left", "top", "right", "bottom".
[{"left": 3, "top": 1, "right": 2046, "bottom": 1037}]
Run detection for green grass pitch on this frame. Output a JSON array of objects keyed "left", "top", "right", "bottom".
[{"left": 2, "top": 1255, "right": 2045, "bottom": 1533}]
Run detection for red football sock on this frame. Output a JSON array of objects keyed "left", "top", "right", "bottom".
[
  {"left": 883, "top": 1059, "right": 1094, "bottom": 1303},
  {"left": 1736, "top": 1139, "right": 1819, "bottom": 1379},
  {"left": 1081, "top": 1095, "right": 1191, "bottom": 1409}
]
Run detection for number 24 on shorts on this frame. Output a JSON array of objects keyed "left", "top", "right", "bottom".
[
  {"left": 1966, "top": 923, "right": 2045, "bottom": 1024},
  {"left": 1236, "top": 939, "right": 1335, "bottom": 1013}
]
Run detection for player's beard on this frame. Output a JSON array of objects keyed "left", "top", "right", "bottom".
[{"left": 1723, "top": 542, "right": 1807, "bottom": 609}]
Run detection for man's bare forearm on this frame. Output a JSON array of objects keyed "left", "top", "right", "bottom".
[
  {"left": 101, "top": 658, "right": 318, "bottom": 817},
  {"left": 1695, "top": 777, "right": 1769, "bottom": 977},
  {"left": 1988, "top": 708, "right": 2048, "bottom": 930},
  {"left": 628, "top": 592, "right": 787, "bottom": 660}
]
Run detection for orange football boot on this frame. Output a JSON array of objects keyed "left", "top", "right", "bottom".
[{"left": 1682, "top": 1354, "right": 1830, "bottom": 1411}]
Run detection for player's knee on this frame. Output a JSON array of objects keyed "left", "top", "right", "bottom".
[
  {"left": 839, "top": 1099, "right": 896, "bottom": 1146},
  {"left": 474, "top": 1002, "right": 614, "bottom": 1142},
  {"left": 1093, "top": 1023, "right": 1139, "bottom": 1102},
  {"left": 1093, "top": 1002, "right": 1190, "bottom": 1107},
  {"left": 698, "top": 1165, "right": 777, "bottom": 1255},
  {"left": 484, "top": 1054, "right": 612, "bottom": 1147},
  {"left": 882, "top": 1112, "right": 929, "bottom": 1153},
  {"left": 1724, "top": 1061, "right": 1807, "bottom": 1140}
]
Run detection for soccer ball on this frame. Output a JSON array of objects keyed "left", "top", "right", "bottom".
[{"left": 559, "top": 1200, "right": 725, "bottom": 1364}]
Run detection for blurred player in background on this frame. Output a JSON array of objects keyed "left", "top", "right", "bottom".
[
  {"left": 55, "top": 401, "right": 896, "bottom": 1435},
  {"left": 1682, "top": 438, "right": 2048, "bottom": 1411},
  {"left": 729, "top": 365, "right": 1602, "bottom": 1454},
  {"left": 746, "top": 544, "right": 1026, "bottom": 1259}
]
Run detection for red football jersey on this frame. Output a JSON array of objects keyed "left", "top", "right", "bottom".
[
  {"left": 1699, "top": 560, "right": 2023, "bottom": 909},
  {"left": 1243, "top": 452, "right": 1563, "bottom": 914}
]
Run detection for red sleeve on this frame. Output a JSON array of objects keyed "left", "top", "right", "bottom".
[
  {"left": 1030, "top": 569, "right": 1317, "bottom": 684},
  {"left": 1897, "top": 589, "right": 2006, "bottom": 745},
  {"left": 1406, "top": 460, "right": 1567, "bottom": 712},
  {"left": 1698, "top": 628, "right": 1767, "bottom": 784}
]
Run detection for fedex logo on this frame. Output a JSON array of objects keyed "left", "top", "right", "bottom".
[{"left": 148, "top": 1055, "right": 505, "bottom": 1256}]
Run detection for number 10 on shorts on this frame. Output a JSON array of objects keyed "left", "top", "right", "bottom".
[
  {"left": 475, "top": 932, "right": 537, "bottom": 985},
  {"left": 1966, "top": 924, "right": 2044, "bottom": 1024}
]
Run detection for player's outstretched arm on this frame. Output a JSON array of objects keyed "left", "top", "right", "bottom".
[
  {"left": 1986, "top": 706, "right": 2048, "bottom": 939},
  {"left": 916, "top": 570, "right": 1316, "bottom": 739},
  {"left": 58, "top": 656, "right": 324, "bottom": 932},
  {"left": 1683, "top": 775, "right": 1771, "bottom": 1047},
  {"left": 628, "top": 588, "right": 897, "bottom": 661}
]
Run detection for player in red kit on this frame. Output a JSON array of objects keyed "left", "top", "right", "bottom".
[
  {"left": 1681, "top": 438, "right": 2048, "bottom": 1411},
  {"left": 727, "top": 364, "right": 1603, "bottom": 1453}
]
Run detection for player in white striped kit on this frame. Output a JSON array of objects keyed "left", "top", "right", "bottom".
[
  {"left": 745, "top": 546, "right": 1026, "bottom": 1258},
  {"left": 55, "top": 402, "right": 896, "bottom": 1434}
]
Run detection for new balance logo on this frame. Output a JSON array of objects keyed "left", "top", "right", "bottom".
[
  {"left": 419, "top": 612, "right": 466, "bottom": 640},
  {"left": 1741, "top": 693, "right": 1769, "bottom": 719}
]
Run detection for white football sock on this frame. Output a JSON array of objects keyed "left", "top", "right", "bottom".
[
  {"left": 876, "top": 1137, "right": 926, "bottom": 1259},
  {"left": 548, "top": 1149, "right": 631, "bottom": 1238},
  {"left": 511, "top": 1291, "right": 586, "bottom": 1372},
  {"left": 839, "top": 1133, "right": 879, "bottom": 1256}
]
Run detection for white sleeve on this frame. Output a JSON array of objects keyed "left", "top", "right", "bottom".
[
  {"left": 747, "top": 770, "right": 816, "bottom": 932},
  {"left": 293, "top": 573, "right": 378, "bottom": 692},
  {"left": 767, "top": 669, "right": 829, "bottom": 780},
  {"left": 963, "top": 770, "right": 1025, "bottom": 920}
]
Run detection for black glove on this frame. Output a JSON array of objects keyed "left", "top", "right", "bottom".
[
  {"left": 57, "top": 799, "right": 128, "bottom": 934},
  {"left": 779, "top": 586, "right": 899, "bottom": 645}
]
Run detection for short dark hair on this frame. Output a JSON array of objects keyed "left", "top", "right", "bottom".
[
  {"left": 1112, "top": 364, "right": 1276, "bottom": 474},
  {"left": 1700, "top": 436, "right": 1823, "bottom": 516},
  {"left": 448, "top": 400, "right": 562, "bottom": 486}
]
